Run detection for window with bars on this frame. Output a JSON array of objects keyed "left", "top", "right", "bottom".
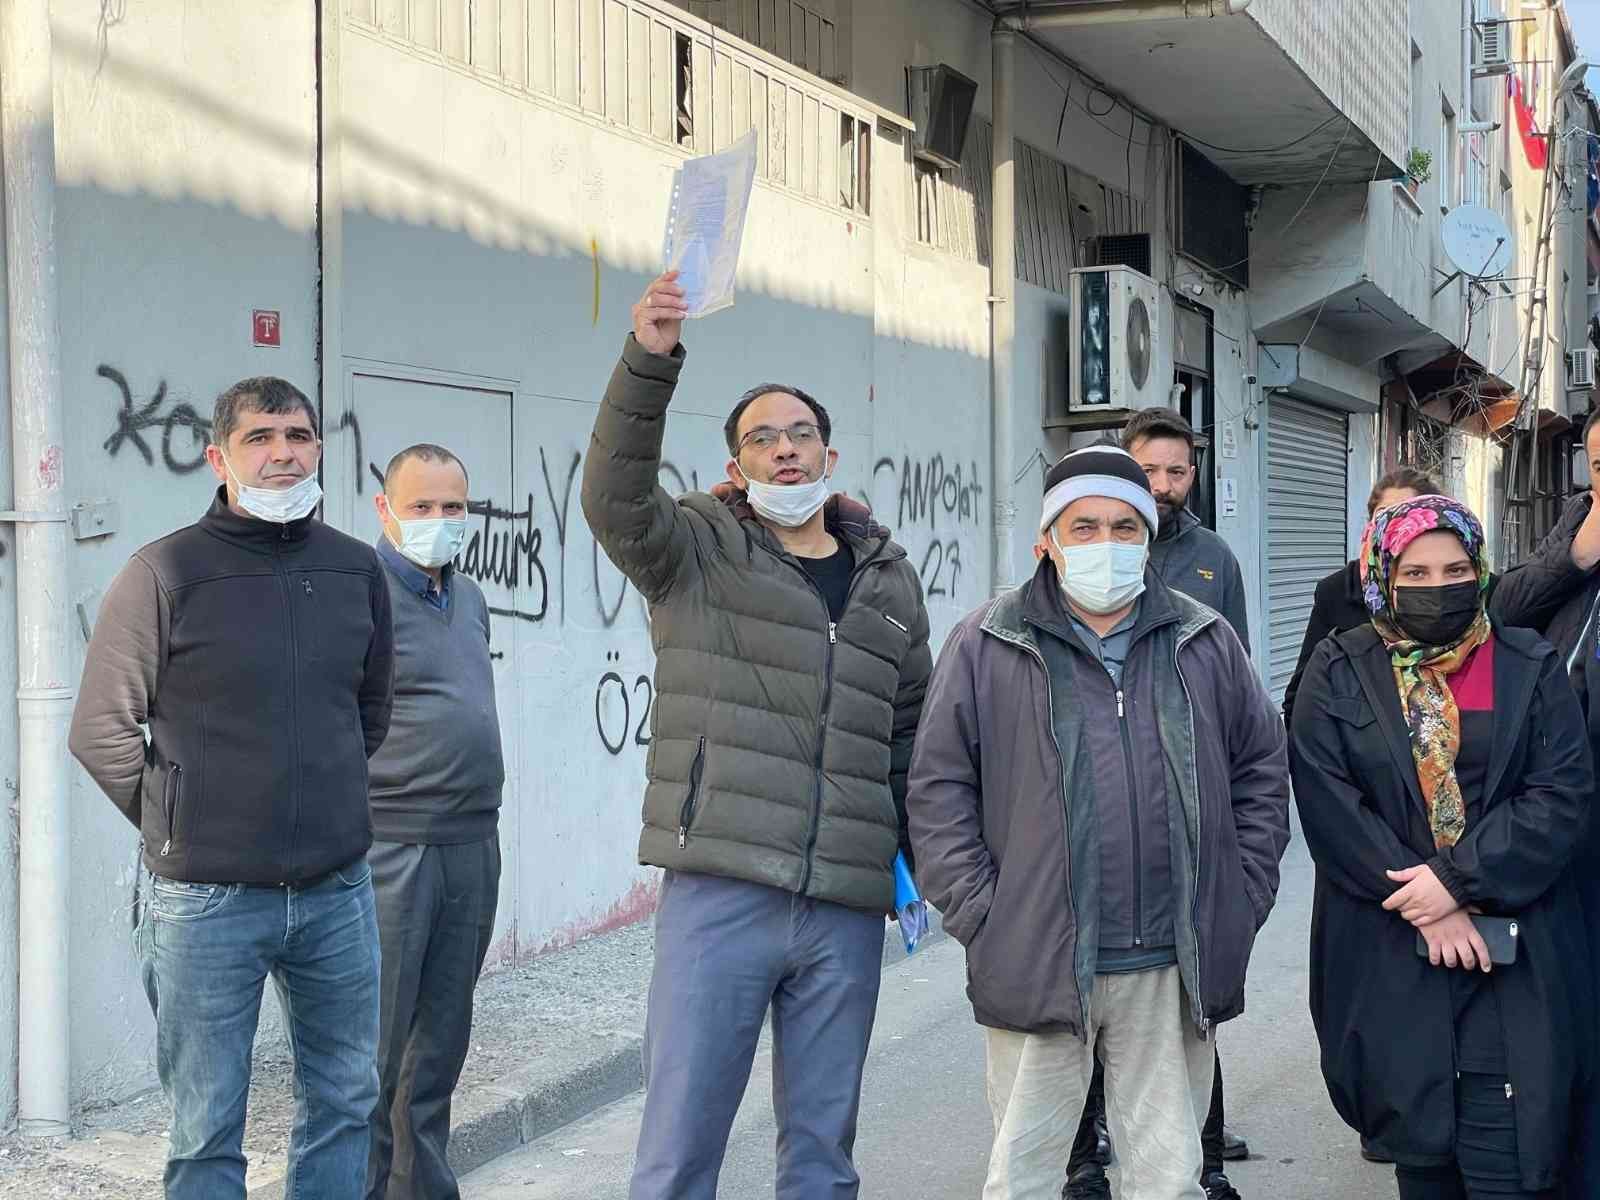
[
  {"left": 682, "top": 0, "right": 842, "bottom": 84},
  {"left": 345, "top": 0, "right": 872, "bottom": 217}
]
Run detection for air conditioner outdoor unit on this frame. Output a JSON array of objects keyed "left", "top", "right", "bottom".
[
  {"left": 1475, "top": 21, "right": 1512, "bottom": 76},
  {"left": 1069, "top": 264, "right": 1163, "bottom": 414},
  {"left": 1567, "top": 347, "right": 1597, "bottom": 390}
]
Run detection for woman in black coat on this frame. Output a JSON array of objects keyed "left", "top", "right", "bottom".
[
  {"left": 1289, "top": 495, "right": 1594, "bottom": 1199},
  {"left": 1281, "top": 467, "right": 1440, "bottom": 726}
]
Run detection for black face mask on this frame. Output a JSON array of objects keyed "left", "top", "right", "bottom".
[{"left": 1392, "top": 580, "right": 1481, "bottom": 647}]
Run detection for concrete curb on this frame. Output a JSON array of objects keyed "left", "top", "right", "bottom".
[{"left": 241, "top": 910, "right": 950, "bottom": 1198}]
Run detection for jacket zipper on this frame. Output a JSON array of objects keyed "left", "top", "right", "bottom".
[
  {"left": 1171, "top": 629, "right": 1209, "bottom": 1036},
  {"left": 277, "top": 548, "right": 303, "bottom": 882},
  {"left": 1018, "top": 637, "right": 1091, "bottom": 1036},
  {"left": 787, "top": 537, "right": 887, "bottom": 896},
  {"left": 677, "top": 736, "right": 708, "bottom": 848},
  {"left": 1115, "top": 689, "right": 1143, "bottom": 948},
  {"left": 160, "top": 764, "right": 184, "bottom": 856}
]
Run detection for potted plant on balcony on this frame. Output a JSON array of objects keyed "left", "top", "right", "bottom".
[{"left": 1403, "top": 148, "right": 1432, "bottom": 197}]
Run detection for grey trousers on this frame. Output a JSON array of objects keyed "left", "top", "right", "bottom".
[
  {"left": 983, "top": 966, "right": 1214, "bottom": 1200},
  {"left": 628, "top": 870, "right": 886, "bottom": 1200},
  {"left": 365, "top": 837, "right": 501, "bottom": 1200}
]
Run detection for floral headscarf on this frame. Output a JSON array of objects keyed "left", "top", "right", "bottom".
[{"left": 1358, "top": 494, "right": 1492, "bottom": 849}]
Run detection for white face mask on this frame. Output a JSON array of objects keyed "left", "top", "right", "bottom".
[
  {"left": 387, "top": 511, "right": 468, "bottom": 569},
  {"left": 742, "top": 472, "right": 832, "bottom": 528},
  {"left": 1053, "top": 533, "right": 1149, "bottom": 615},
  {"left": 222, "top": 454, "right": 322, "bottom": 524}
]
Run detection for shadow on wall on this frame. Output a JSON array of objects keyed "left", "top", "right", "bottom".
[
  {"left": 52, "top": 25, "right": 988, "bottom": 359},
  {"left": 49, "top": 23, "right": 995, "bottom": 1107}
]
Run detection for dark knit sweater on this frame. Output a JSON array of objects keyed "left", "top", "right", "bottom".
[{"left": 367, "top": 551, "right": 504, "bottom": 843}]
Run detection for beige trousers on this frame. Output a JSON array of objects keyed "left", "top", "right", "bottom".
[{"left": 982, "top": 966, "right": 1214, "bottom": 1200}]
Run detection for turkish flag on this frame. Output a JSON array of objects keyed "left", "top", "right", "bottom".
[{"left": 1510, "top": 74, "right": 1549, "bottom": 170}]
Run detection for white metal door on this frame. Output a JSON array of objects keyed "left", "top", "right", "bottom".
[
  {"left": 350, "top": 372, "right": 520, "bottom": 959},
  {"left": 1265, "top": 396, "right": 1349, "bottom": 702}
]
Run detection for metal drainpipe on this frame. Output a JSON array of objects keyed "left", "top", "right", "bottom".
[
  {"left": 1, "top": 0, "right": 73, "bottom": 1136},
  {"left": 998, "top": 0, "right": 1251, "bottom": 30},
  {"left": 990, "top": 27, "right": 1018, "bottom": 594}
]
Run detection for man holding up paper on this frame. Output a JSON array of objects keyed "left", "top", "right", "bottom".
[
  {"left": 907, "top": 447, "right": 1290, "bottom": 1200},
  {"left": 583, "top": 272, "right": 932, "bottom": 1200}
]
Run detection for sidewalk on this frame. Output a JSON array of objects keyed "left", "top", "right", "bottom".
[{"left": 0, "top": 900, "right": 937, "bottom": 1199}]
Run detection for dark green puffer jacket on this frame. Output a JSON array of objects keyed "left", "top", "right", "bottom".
[{"left": 581, "top": 335, "right": 932, "bottom": 913}]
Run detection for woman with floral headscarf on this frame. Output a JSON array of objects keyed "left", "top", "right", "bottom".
[{"left": 1289, "top": 494, "right": 1594, "bottom": 1199}]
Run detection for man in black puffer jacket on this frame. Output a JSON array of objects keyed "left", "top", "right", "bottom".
[
  {"left": 71, "top": 378, "right": 394, "bottom": 1200},
  {"left": 583, "top": 272, "right": 931, "bottom": 1200}
]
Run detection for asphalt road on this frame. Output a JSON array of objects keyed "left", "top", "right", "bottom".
[{"left": 462, "top": 820, "right": 1397, "bottom": 1198}]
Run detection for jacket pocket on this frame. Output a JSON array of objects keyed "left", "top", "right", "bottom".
[
  {"left": 676, "top": 737, "right": 708, "bottom": 849},
  {"left": 159, "top": 763, "right": 184, "bottom": 857},
  {"left": 1325, "top": 697, "right": 1376, "bottom": 729}
]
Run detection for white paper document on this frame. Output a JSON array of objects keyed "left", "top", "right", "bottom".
[{"left": 662, "top": 130, "right": 759, "bottom": 318}]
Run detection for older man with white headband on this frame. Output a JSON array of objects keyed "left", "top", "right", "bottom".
[{"left": 907, "top": 444, "right": 1291, "bottom": 1200}]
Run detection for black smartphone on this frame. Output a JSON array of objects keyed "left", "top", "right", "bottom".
[{"left": 1414, "top": 915, "right": 1518, "bottom": 966}]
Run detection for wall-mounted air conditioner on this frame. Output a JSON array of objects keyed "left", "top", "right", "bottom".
[
  {"left": 907, "top": 64, "right": 978, "bottom": 170},
  {"left": 1069, "top": 265, "right": 1163, "bottom": 414},
  {"left": 1567, "top": 347, "right": 1596, "bottom": 390},
  {"left": 1474, "top": 21, "right": 1512, "bottom": 76}
]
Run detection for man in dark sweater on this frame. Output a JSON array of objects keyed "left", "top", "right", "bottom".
[
  {"left": 363, "top": 444, "right": 504, "bottom": 1200},
  {"left": 70, "top": 378, "right": 395, "bottom": 1200}
]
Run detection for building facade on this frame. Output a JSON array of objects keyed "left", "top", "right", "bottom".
[{"left": 0, "top": 0, "right": 1593, "bottom": 1123}]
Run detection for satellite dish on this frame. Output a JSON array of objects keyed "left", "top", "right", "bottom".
[{"left": 1441, "top": 204, "right": 1514, "bottom": 279}]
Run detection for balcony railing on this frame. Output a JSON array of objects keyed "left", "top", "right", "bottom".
[{"left": 344, "top": 0, "right": 884, "bottom": 217}]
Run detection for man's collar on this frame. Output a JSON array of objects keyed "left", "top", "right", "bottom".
[
  {"left": 1067, "top": 600, "right": 1140, "bottom": 641},
  {"left": 375, "top": 534, "right": 449, "bottom": 599}
]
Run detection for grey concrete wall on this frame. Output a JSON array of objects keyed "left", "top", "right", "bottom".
[
  {"left": 48, "top": 0, "right": 320, "bottom": 1104},
  {"left": 14, "top": 0, "right": 1415, "bottom": 1110}
]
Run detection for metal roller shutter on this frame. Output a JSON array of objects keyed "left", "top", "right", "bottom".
[{"left": 1266, "top": 396, "right": 1349, "bottom": 702}]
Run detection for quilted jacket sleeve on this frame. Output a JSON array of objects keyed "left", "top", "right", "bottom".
[{"left": 581, "top": 335, "right": 699, "bottom": 605}]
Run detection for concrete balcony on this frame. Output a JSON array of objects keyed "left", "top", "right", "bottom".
[
  {"left": 1251, "top": 181, "right": 1448, "bottom": 368},
  {"left": 996, "top": 0, "right": 1408, "bottom": 185}
]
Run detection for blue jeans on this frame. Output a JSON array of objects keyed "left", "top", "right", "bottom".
[{"left": 137, "top": 857, "right": 382, "bottom": 1200}]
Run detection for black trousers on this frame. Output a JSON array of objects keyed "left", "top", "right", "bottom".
[
  {"left": 1069, "top": 1044, "right": 1227, "bottom": 1173},
  {"left": 1393, "top": 1074, "right": 1557, "bottom": 1200},
  {"left": 365, "top": 837, "right": 501, "bottom": 1200}
]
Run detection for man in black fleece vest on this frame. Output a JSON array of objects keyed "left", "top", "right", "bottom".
[{"left": 70, "top": 378, "right": 395, "bottom": 1199}]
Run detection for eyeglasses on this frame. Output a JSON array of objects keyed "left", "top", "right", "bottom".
[{"left": 737, "top": 422, "right": 823, "bottom": 453}]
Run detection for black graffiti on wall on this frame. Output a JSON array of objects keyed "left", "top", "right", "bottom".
[
  {"left": 456, "top": 451, "right": 701, "bottom": 629},
  {"left": 875, "top": 454, "right": 984, "bottom": 532},
  {"left": 101, "top": 366, "right": 366, "bottom": 488},
  {"left": 919, "top": 539, "right": 964, "bottom": 597},
  {"left": 594, "top": 652, "right": 654, "bottom": 756},
  {"left": 99, "top": 366, "right": 212, "bottom": 474}
]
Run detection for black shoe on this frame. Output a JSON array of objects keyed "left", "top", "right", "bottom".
[
  {"left": 1221, "top": 1126, "right": 1249, "bottom": 1161},
  {"left": 1359, "top": 1136, "right": 1393, "bottom": 1164},
  {"left": 1202, "top": 1169, "right": 1243, "bottom": 1200},
  {"left": 1064, "top": 1162, "right": 1112, "bottom": 1200},
  {"left": 1093, "top": 1112, "right": 1112, "bottom": 1166}
]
